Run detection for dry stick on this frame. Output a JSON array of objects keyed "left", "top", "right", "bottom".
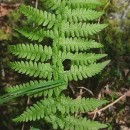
[
  {"left": 0, "top": 3, "right": 20, "bottom": 7},
  {"left": 35, "top": 0, "right": 38, "bottom": 9},
  {"left": 21, "top": 123, "right": 25, "bottom": 130},
  {"left": 77, "top": 87, "right": 94, "bottom": 96},
  {"left": 89, "top": 94, "right": 126, "bottom": 115},
  {"left": 1, "top": 64, "right": 5, "bottom": 80},
  {"left": 92, "top": 108, "right": 98, "bottom": 120},
  {"left": 21, "top": 97, "right": 30, "bottom": 130}
]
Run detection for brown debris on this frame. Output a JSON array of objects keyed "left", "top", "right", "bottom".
[{"left": 0, "top": 3, "right": 20, "bottom": 17}]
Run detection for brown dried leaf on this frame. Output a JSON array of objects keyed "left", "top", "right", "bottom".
[{"left": 0, "top": 3, "right": 19, "bottom": 17}]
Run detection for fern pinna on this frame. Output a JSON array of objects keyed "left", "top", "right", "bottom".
[{"left": 7, "top": 0, "right": 110, "bottom": 129}]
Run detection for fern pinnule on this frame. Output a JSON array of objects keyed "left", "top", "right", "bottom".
[
  {"left": 20, "top": 5, "right": 56, "bottom": 28},
  {"left": 61, "top": 23, "right": 107, "bottom": 37},
  {"left": 60, "top": 52, "right": 107, "bottom": 65},
  {"left": 59, "top": 38, "right": 104, "bottom": 52},
  {"left": 5, "top": 80, "right": 66, "bottom": 97},
  {"left": 9, "top": 61, "right": 53, "bottom": 79},
  {"left": 42, "top": 0, "right": 103, "bottom": 10},
  {"left": 64, "top": 60, "right": 110, "bottom": 81},
  {"left": 67, "top": 0, "right": 104, "bottom": 9},
  {"left": 15, "top": 27, "right": 58, "bottom": 41},
  {"left": 65, "top": 7, "right": 104, "bottom": 22},
  {"left": 9, "top": 44, "right": 52, "bottom": 62},
  {"left": 45, "top": 115, "right": 107, "bottom": 130}
]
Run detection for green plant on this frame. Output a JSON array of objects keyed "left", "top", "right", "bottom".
[
  {"left": 6, "top": 0, "right": 110, "bottom": 129},
  {"left": 0, "top": 80, "right": 64, "bottom": 105}
]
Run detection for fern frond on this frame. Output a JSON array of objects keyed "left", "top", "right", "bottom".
[
  {"left": 15, "top": 28, "right": 45, "bottom": 42},
  {"left": 15, "top": 28, "right": 58, "bottom": 41},
  {"left": 9, "top": 61, "right": 52, "bottom": 79},
  {"left": 19, "top": 5, "right": 56, "bottom": 28},
  {"left": 0, "top": 80, "right": 66, "bottom": 105},
  {"left": 45, "top": 115, "right": 107, "bottom": 130},
  {"left": 8, "top": 44, "right": 52, "bottom": 62},
  {"left": 60, "top": 52, "right": 107, "bottom": 65},
  {"left": 42, "top": 0, "right": 64, "bottom": 11},
  {"left": 13, "top": 95, "right": 107, "bottom": 122},
  {"left": 67, "top": 0, "right": 103, "bottom": 9},
  {"left": 64, "top": 60, "right": 110, "bottom": 81},
  {"left": 59, "top": 38, "right": 103, "bottom": 52},
  {"left": 57, "top": 96, "right": 108, "bottom": 114},
  {"left": 13, "top": 98, "right": 56, "bottom": 122},
  {"left": 8, "top": 1, "right": 109, "bottom": 129},
  {"left": 5, "top": 80, "right": 66, "bottom": 97},
  {"left": 65, "top": 7, "right": 104, "bottom": 22},
  {"left": 61, "top": 23, "right": 107, "bottom": 37},
  {"left": 42, "top": 0, "right": 103, "bottom": 10},
  {"left": 33, "top": 84, "right": 67, "bottom": 97},
  {"left": 5, "top": 80, "right": 41, "bottom": 93}
]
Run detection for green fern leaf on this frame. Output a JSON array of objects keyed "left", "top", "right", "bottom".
[
  {"left": 47, "top": 115, "right": 107, "bottom": 130},
  {"left": 64, "top": 60, "right": 110, "bottom": 81},
  {"left": 0, "top": 80, "right": 65, "bottom": 105},
  {"left": 33, "top": 84, "right": 67, "bottom": 97},
  {"left": 41, "top": 0, "right": 64, "bottom": 11},
  {"left": 61, "top": 23, "right": 107, "bottom": 37},
  {"left": 8, "top": 44, "right": 52, "bottom": 62},
  {"left": 19, "top": 5, "right": 56, "bottom": 28},
  {"left": 13, "top": 95, "right": 107, "bottom": 122},
  {"left": 5, "top": 80, "right": 66, "bottom": 97},
  {"left": 65, "top": 7, "right": 104, "bottom": 22},
  {"left": 9, "top": 61, "right": 53, "bottom": 79},
  {"left": 5, "top": 80, "right": 41, "bottom": 93},
  {"left": 15, "top": 28, "right": 58, "bottom": 41},
  {"left": 59, "top": 38, "right": 103, "bottom": 52},
  {"left": 60, "top": 52, "right": 107, "bottom": 65},
  {"left": 67, "top": 0, "right": 104, "bottom": 9},
  {"left": 42, "top": 0, "right": 103, "bottom": 11}
]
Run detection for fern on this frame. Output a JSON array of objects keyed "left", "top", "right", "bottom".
[
  {"left": 13, "top": 96, "right": 108, "bottom": 122},
  {"left": 42, "top": 0, "right": 104, "bottom": 11},
  {"left": 5, "top": 80, "right": 66, "bottom": 98},
  {"left": 6, "top": 0, "right": 110, "bottom": 129},
  {"left": 0, "top": 80, "right": 65, "bottom": 105},
  {"left": 8, "top": 44, "right": 52, "bottom": 62},
  {"left": 9, "top": 61, "right": 53, "bottom": 79},
  {"left": 59, "top": 38, "right": 104, "bottom": 51},
  {"left": 45, "top": 116, "right": 107, "bottom": 130},
  {"left": 64, "top": 61, "right": 109, "bottom": 81},
  {"left": 19, "top": 5, "right": 56, "bottom": 28},
  {"left": 64, "top": 7, "right": 104, "bottom": 22}
]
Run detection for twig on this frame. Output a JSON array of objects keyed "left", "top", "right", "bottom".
[
  {"left": 69, "top": 82, "right": 75, "bottom": 95},
  {"left": 33, "top": 0, "right": 38, "bottom": 27},
  {"left": 35, "top": 0, "right": 38, "bottom": 9},
  {"left": 1, "top": 64, "right": 5, "bottom": 80},
  {"left": 77, "top": 87, "right": 94, "bottom": 96},
  {"left": 0, "top": 3, "right": 21, "bottom": 7},
  {"left": 89, "top": 94, "right": 126, "bottom": 115},
  {"left": 21, "top": 124, "right": 25, "bottom": 130},
  {"left": 92, "top": 108, "right": 98, "bottom": 120},
  {"left": 21, "top": 97, "right": 30, "bottom": 130}
]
